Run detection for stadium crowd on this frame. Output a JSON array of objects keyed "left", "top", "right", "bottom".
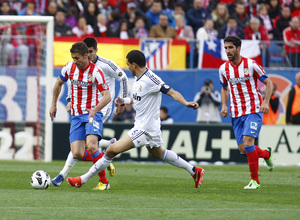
[{"left": 0, "top": 0, "right": 299, "bottom": 66}]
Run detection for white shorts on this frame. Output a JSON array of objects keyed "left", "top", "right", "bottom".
[{"left": 127, "top": 127, "right": 163, "bottom": 148}]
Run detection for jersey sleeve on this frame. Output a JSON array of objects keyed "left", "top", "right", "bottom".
[
  {"left": 219, "top": 65, "right": 228, "bottom": 87},
  {"left": 94, "top": 67, "right": 109, "bottom": 92},
  {"left": 106, "top": 60, "right": 129, "bottom": 98},
  {"left": 253, "top": 61, "right": 268, "bottom": 82},
  {"left": 146, "top": 71, "right": 170, "bottom": 94},
  {"left": 60, "top": 62, "right": 71, "bottom": 82}
]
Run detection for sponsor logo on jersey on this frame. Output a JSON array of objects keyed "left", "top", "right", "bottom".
[
  {"left": 71, "top": 79, "right": 93, "bottom": 87},
  {"left": 244, "top": 68, "right": 249, "bottom": 77},
  {"left": 228, "top": 76, "right": 250, "bottom": 84}
]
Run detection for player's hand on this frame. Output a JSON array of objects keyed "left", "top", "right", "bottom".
[
  {"left": 115, "top": 105, "right": 125, "bottom": 115},
  {"left": 221, "top": 106, "right": 228, "bottom": 118},
  {"left": 66, "top": 102, "right": 71, "bottom": 113},
  {"left": 87, "top": 108, "right": 97, "bottom": 124},
  {"left": 260, "top": 102, "right": 269, "bottom": 114},
  {"left": 115, "top": 97, "right": 124, "bottom": 107},
  {"left": 186, "top": 102, "right": 199, "bottom": 109},
  {"left": 49, "top": 106, "right": 57, "bottom": 121}
]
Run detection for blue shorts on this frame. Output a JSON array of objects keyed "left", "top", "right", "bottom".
[
  {"left": 232, "top": 112, "right": 262, "bottom": 146},
  {"left": 69, "top": 112, "right": 103, "bottom": 143}
]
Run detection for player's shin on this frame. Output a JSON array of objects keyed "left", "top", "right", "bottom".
[
  {"left": 60, "top": 151, "right": 78, "bottom": 178},
  {"left": 245, "top": 145, "right": 259, "bottom": 183},
  {"left": 81, "top": 155, "right": 113, "bottom": 184},
  {"left": 161, "top": 149, "right": 194, "bottom": 175}
]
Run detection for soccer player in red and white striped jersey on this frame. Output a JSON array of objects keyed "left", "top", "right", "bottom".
[
  {"left": 219, "top": 36, "right": 274, "bottom": 189},
  {"left": 49, "top": 42, "right": 111, "bottom": 188}
]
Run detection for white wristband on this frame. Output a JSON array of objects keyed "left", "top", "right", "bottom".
[{"left": 123, "top": 97, "right": 131, "bottom": 104}]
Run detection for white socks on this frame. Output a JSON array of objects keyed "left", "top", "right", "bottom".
[
  {"left": 161, "top": 149, "right": 194, "bottom": 175},
  {"left": 99, "top": 139, "right": 113, "bottom": 148},
  {"left": 81, "top": 155, "right": 113, "bottom": 184},
  {"left": 59, "top": 151, "right": 78, "bottom": 178}
]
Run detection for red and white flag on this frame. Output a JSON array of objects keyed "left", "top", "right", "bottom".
[
  {"left": 198, "top": 39, "right": 263, "bottom": 69},
  {"left": 141, "top": 39, "right": 171, "bottom": 70}
]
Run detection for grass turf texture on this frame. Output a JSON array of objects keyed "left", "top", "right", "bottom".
[{"left": 0, "top": 160, "right": 299, "bottom": 220}]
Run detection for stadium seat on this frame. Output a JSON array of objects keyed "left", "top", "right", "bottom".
[{"left": 268, "top": 42, "right": 286, "bottom": 67}]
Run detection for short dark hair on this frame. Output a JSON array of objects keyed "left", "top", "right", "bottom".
[
  {"left": 160, "top": 106, "right": 168, "bottom": 114},
  {"left": 83, "top": 37, "right": 97, "bottom": 49},
  {"left": 224, "top": 36, "right": 241, "bottom": 48},
  {"left": 70, "top": 42, "right": 88, "bottom": 56},
  {"left": 126, "top": 50, "right": 146, "bottom": 67}
]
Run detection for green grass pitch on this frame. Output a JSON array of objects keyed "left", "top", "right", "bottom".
[{"left": 0, "top": 160, "right": 299, "bottom": 220}]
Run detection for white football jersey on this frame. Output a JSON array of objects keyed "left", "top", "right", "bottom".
[{"left": 132, "top": 69, "right": 165, "bottom": 136}]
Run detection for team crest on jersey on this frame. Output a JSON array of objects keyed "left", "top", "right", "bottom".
[
  {"left": 139, "top": 85, "right": 142, "bottom": 91},
  {"left": 244, "top": 68, "right": 249, "bottom": 77},
  {"left": 87, "top": 74, "right": 93, "bottom": 83}
]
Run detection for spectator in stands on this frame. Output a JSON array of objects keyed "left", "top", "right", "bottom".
[
  {"left": 262, "top": 84, "right": 279, "bottom": 125},
  {"left": 106, "top": 11, "right": 121, "bottom": 37},
  {"left": 118, "top": 19, "right": 134, "bottom": 39},
  {"left": 169, "top": 2, "right": 187, "bottom": 28},
  {"left": 217, "top": 16, "right": 245, "bottom": 39},
  {"left": 65, "top": 6, "right": 78, "bottom": 29},
  {"left": 186, "top": 0, "right": 211, "bottom": 35},
  {"left": 121, "top": 2, "right": 151, "bottom": 31},
  {"left": 0, "top": 24, "right": 29, "bottom": 66},
  {"left": 138, "top": 0, "right": 154, "bottom": 13},
  {"left": 160, "top": 106, "right": 174, "bottom": 124},
  {"left": 211, "top": 3, "right": 229, "bottom": 32},
  {"left": 133, "top": 16, "right": 149, "bottom": 38},
  {"left": 283, "top": 16, "right": 300, "bottom": 67},
  {"left": 43, "top": 1, "right": 57, "bottom": 17},
  {"left": 245, "top": 0, "right": 260, "bottom": 18},
  {"left": 116, "top": 0, "right": 135, "bottom": 15},
  {"left": 57, "top": 0, "right": 70, "bottom": 13},
  {"left": 244, "top": 17, "right": 269, "bottom": 42},
  {"left": 160, "top": 0, "right": 175, "bottom": 12},
  {"left": 0, "top": 1, "right": 17, "bottom": 15},
  {"left": 84, "top": 2, "right": 99, "bottom": 28},
  {"left": 54, "top": 9, "right": 73, "bottom": 37},
  {"left": 286, "top": 72, "right": 300, "bottom": 124},
  {"left": 93, "top": 13, "right": 107, "bottom": 37},
  {"left": 18, "top": 1, "right": 39, "bottom": 16},
  {"left": 290, "top": 0, "right": 300, "bottom": 17},
  {"left": 72, "top": 16, "right": 94, "bottom": 38},
  {"left": 268, "top": 0, "right": 281, "bottom": 20},
  {"left": 274, "top": 5, "right": 291, "bottom": 40},
  {"left": 146, "top": 0, "right": 167, "bottom": 26},
  {"left": 98, "top": 0, "right": 114, "bottom": 19},
  {"left": 175, "top": 14, "right": 194, "bottom": 40},
  {"left": 193, "top": 79, "right": 221, "bottom": 124},
  {"left": 113, "top": 104, "right": 135, "bottom": 122},
  {"left": 227, "top": 0, "right": 244, "bottom": 16},
  {"left": 196, "top": 18, "right": 217, "bottom": 40},
  {"left": 149, "top": 13, "right": 177, "bottom": 38},
  {"left": 233, "top": 2, "right": 250, "bottom": 29},
  {"left": 258, "top": 3, "right": 274, "bottom": 40}
]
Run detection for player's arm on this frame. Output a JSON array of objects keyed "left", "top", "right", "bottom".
[
  {"left": 220, "top": 86, "right": 229, "bottom": 118},
  {"left": 49, "top": 77, "right": 65, "bottom": 121},
  {"left": 165, "top": 86, "right": 198, "bottom": 109},
  {"left": 260, "top": 77, "right": 273, "bottom": 114}
]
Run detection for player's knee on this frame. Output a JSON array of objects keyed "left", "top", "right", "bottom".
[
  {"left": 73, "top": 152, "right": 84, "bottom": 160},
  {"left": 106, "top": 145, "right": 118, "bottom": 158}
]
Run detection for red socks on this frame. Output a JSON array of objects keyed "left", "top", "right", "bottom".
[
  {"left": 81, "top": 149, "right": 93, "bottom": 161},
  {"left": 244, "top": 145, "right": 259, "bottom": 184},
  {"left": 91, "top": 151, "right": 108, "bottom": 184},
  {"left": 254, "top": 145, "right": 269, "bottom": 159}
]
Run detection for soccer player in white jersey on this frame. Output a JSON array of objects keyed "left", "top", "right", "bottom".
[
  {"left": 67, "top": 50, "right": 205, "bottom": 189},
  {"left": 51, "top": 37, "right": 129, "bottom": 190},
  {"left": 219, "top": 36, "right": 274, "bottom": 189},
  {"left": 49, "top": 42, "right": 111, "bottom": 189}
]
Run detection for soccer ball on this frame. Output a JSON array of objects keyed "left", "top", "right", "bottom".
[{"left": 30, "top": 170, "right": 51, "bottom": 189}]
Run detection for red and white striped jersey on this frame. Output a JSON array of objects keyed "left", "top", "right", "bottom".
[
  {"left": 60, "top": 61, "right": 109, "bottom": 116},
  {"left": 219, "top": 57, "right": 268, "bottom": 118}
]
